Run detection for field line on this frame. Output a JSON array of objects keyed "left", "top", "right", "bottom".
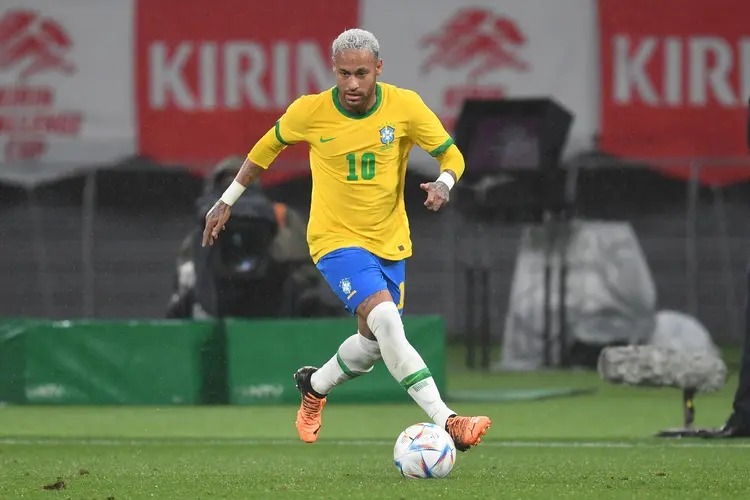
[{"left": 1, "top": 437, "right": 749, "bottom": 448}]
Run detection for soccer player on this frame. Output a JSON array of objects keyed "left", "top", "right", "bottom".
[{"left": 201, "top": 28, "right": 492, "bottom": 451}]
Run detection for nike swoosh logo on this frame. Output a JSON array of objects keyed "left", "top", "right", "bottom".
[{"left": 319, "top": 136, "right": 336, "bottom": 143}]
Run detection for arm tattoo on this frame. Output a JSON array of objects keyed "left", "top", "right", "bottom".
[
  {"left": 237, "top": 162, "right": 264, "bottom": 186},
  {"left": 432, "top": 181, "right": 450, "bottom": 201},
  {"left": 209, "top": 200, "right": 231, "bottom": 219}
]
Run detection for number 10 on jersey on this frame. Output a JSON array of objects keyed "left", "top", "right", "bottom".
[{"left": 346, "top": 152, "right": 376, "bottom": 181}]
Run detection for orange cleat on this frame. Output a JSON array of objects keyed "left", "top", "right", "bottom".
[
  {"left": 446, "top": 415, "right": 492, "bottom": 451},
  {"left": 293, "top": 366, "right": 327, "bottom": 443}
]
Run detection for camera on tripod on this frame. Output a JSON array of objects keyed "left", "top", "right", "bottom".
[
  {"left": 453, "top": 97, "right": 576, "bottom": 370},
  {"left": 453, "top": 97, "right": 575, "bottom": 223}
]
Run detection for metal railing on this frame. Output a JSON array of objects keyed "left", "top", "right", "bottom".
[{"left": 577, "top": 156, "right": 750, "bottom": 340}]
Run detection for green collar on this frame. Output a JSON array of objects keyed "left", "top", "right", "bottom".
[{"left": 332, "top": 83, "right": 382, "bottom": 119}]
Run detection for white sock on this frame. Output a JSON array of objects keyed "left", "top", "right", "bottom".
[
  {"left": 310, "top": 333, "right": 381, "bottom": 396},
  {"left": 366, "top": 301, "right": 456, "bottom": 429}
]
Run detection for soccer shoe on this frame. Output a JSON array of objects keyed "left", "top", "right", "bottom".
[
  {"left": 293, "top": 366, "right": 327, "bottom": 443},
  {"left": 446, "top": 415, "right": 492, "bottom": 451}
]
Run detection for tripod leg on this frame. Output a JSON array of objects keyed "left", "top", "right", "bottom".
[
  {"left": 558, "top": 216, "right": 570, "bottom": 368},
  {"left": 684, "top": 388, "right": 696, "bottom": 430},
  {"left": 481, "top": 268, "right": 491, "bottom": 370},
  {"left": 655, "top": 388, "right": 699, "bottom": 437},
  {"left": 465, "top": 269, "right": 476, "bottom": 368},
  {"left": 542, "top": 219, "right": 553, "bottom": 367}
]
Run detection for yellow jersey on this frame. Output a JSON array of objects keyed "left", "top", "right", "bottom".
[{"left": 247, "top": 82, "right": 461, "bottom": 264}]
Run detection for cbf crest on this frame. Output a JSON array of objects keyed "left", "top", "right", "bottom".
[
  {"left": 379, "top": 123, "right": 395, "bottom": 151},
  {"left": 339, "top": 278, "right": 352, "bottom": 295}
]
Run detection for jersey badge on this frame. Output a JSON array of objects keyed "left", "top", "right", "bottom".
[{"left": 379, "top": 124, "right": 395, "bottom": 151}]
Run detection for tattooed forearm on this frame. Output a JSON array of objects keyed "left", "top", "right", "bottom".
[
  {"left": 420, "top": 169, "right": 456, "bottom": 212},
  {"left": 207, "top": 200, "right": 231, "bottom": 220},
  {"left": 236, "top": 159, "right": 265, "bottom": 187},
  {"left": 202, "top": 198, "right": 233, "bottom": 247},
  {"left": 432, "top": 181, "right": 450, "bottom": 202}
]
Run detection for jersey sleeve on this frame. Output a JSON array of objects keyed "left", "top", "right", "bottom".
[
  {"left": 247, "top": 96, "right": 310, "bottom": 168},
  {"left": 274, "top": 96, "right": 309, "bottom": 146},
  {"left": 406, "top": 91, "right": 454, "bottom": 157}
]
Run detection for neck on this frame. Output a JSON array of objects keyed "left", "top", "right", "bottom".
[{"left": 339, "top": 87, "right": 378, "bottom": 115}]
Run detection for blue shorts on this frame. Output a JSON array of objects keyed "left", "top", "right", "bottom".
[{"left": 316, "top": 247, "right": 406, "bottom": 316}]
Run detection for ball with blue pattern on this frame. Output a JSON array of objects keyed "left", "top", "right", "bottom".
[{"left": 393, "top": 422, "right": 456, "bottom": 479}]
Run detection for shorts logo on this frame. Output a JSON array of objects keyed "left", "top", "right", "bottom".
[{"left": 339, "top": 278, "right": 352, "bottom": 295}]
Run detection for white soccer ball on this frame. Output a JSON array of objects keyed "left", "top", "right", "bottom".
[{"left": 393, "top": 422, "right": 456, "bottom": 479}]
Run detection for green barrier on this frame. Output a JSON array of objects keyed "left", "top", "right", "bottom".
[
  {"left": 0, "top": 319, "right": 33, "bottom": 404},
  {"left": 0, "top": 316, "right": 445, "bottom": 406},
  {"left": 0, "top": 320, "right": 217, "bottom": 405},
  {"left": 225, "top": 316, "right": 445, "bottom": 405}
]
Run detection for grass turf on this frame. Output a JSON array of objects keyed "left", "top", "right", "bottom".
[{"left": 0, "top": 346, "right": 747, "bottom": 499}]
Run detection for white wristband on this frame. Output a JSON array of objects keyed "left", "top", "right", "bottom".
[
  {"left": 436, "top": 171, "right": 455, "bottom": 190},
  {"left": 219, "top": 180, "right": 246, "bottom": 206}
]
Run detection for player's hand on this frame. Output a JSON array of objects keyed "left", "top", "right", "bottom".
[
  {"left": 202, "top": 200, "right": 232, "bottom": 247},
  {"left": 420, "top": 181, "right": 450, "bottom": 212}
]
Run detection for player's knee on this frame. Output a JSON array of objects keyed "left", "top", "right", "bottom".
[
  {"left": 365, "top": 301, "right": 404, "bottom": 343},
  {"left": 357, "top": 316, "right": 377, "bottom": 340},
  {"left": 356, "top": 332, "right": 381, "bottom": 359}
]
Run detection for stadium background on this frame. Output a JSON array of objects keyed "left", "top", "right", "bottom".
[
  {"left": 1, "top": 0, "right": 749, "bottom": 344},
  {"left": 2, "top": 0, "right": 750, "bottom": 497}
]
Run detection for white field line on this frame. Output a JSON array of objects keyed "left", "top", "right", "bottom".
[{"left": 0, "top": 438, "right": 749, "bottom": 449}]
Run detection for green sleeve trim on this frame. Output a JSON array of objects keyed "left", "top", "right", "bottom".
[
  {"left": 430, "top": 138, "right": 454, "bottom": 157},
  {"left": 275, "top": 120, "right": 291, "bottom": 146}
]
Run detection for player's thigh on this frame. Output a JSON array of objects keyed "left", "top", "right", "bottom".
[
  {"left": 353, "top": 255, "right": 407, "bottom": 320},
  {"left": 316, "top": 247, "right": 390, "bottom": 316},
  {"left": 380, "top": 258, "right": 406, "bottom": 315}
]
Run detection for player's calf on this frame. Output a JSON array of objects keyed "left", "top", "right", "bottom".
[
  {"left": 362, "top": 296, "right": 457, "bottom": 430},
  {"left": 294, "top": 331, "right": 380, "bottom": 444},
  {"left": 309, "top": 333, "right": 381, "bottom": 396}
]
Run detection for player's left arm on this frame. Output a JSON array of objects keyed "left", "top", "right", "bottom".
[
  {"left": 202, "top": 97, "right": 309, "bottom": 246},
  {"left": 408, "top": 92, "right": 466, "bottom": 212}
]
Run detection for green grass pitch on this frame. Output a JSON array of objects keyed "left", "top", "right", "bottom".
[{"left": 1, "top": 346, "right": 748, "bottom": 499}]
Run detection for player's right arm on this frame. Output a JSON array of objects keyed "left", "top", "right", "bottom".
[
  {"left": 202, "top": 98, "right": 309, "bottom": 247},
  {"left": 405, "top": 90, "right": 466, "bottom": 212}
]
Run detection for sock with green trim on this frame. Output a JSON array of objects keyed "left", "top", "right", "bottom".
[
  {"left": 367, "top": 301, "right": 455, "bottom": 429},
  {"left": 310, "top": 333, "right": 381, "bottom": 396}
]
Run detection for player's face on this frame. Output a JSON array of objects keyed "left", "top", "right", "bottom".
[{"left": 333, "top": 49, "right": 382, "bottom": 114}]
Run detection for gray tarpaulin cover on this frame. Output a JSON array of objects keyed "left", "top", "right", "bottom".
[{"left": 498, "top": 219, "right": 657, "bottom": 371}]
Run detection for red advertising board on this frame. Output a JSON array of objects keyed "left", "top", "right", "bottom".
[
  {"left": 598, "top": 0, "right": 750, "bottom": 185},
  {"left": 135, "top": 0, "right": 357, "bottom": 183}
]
